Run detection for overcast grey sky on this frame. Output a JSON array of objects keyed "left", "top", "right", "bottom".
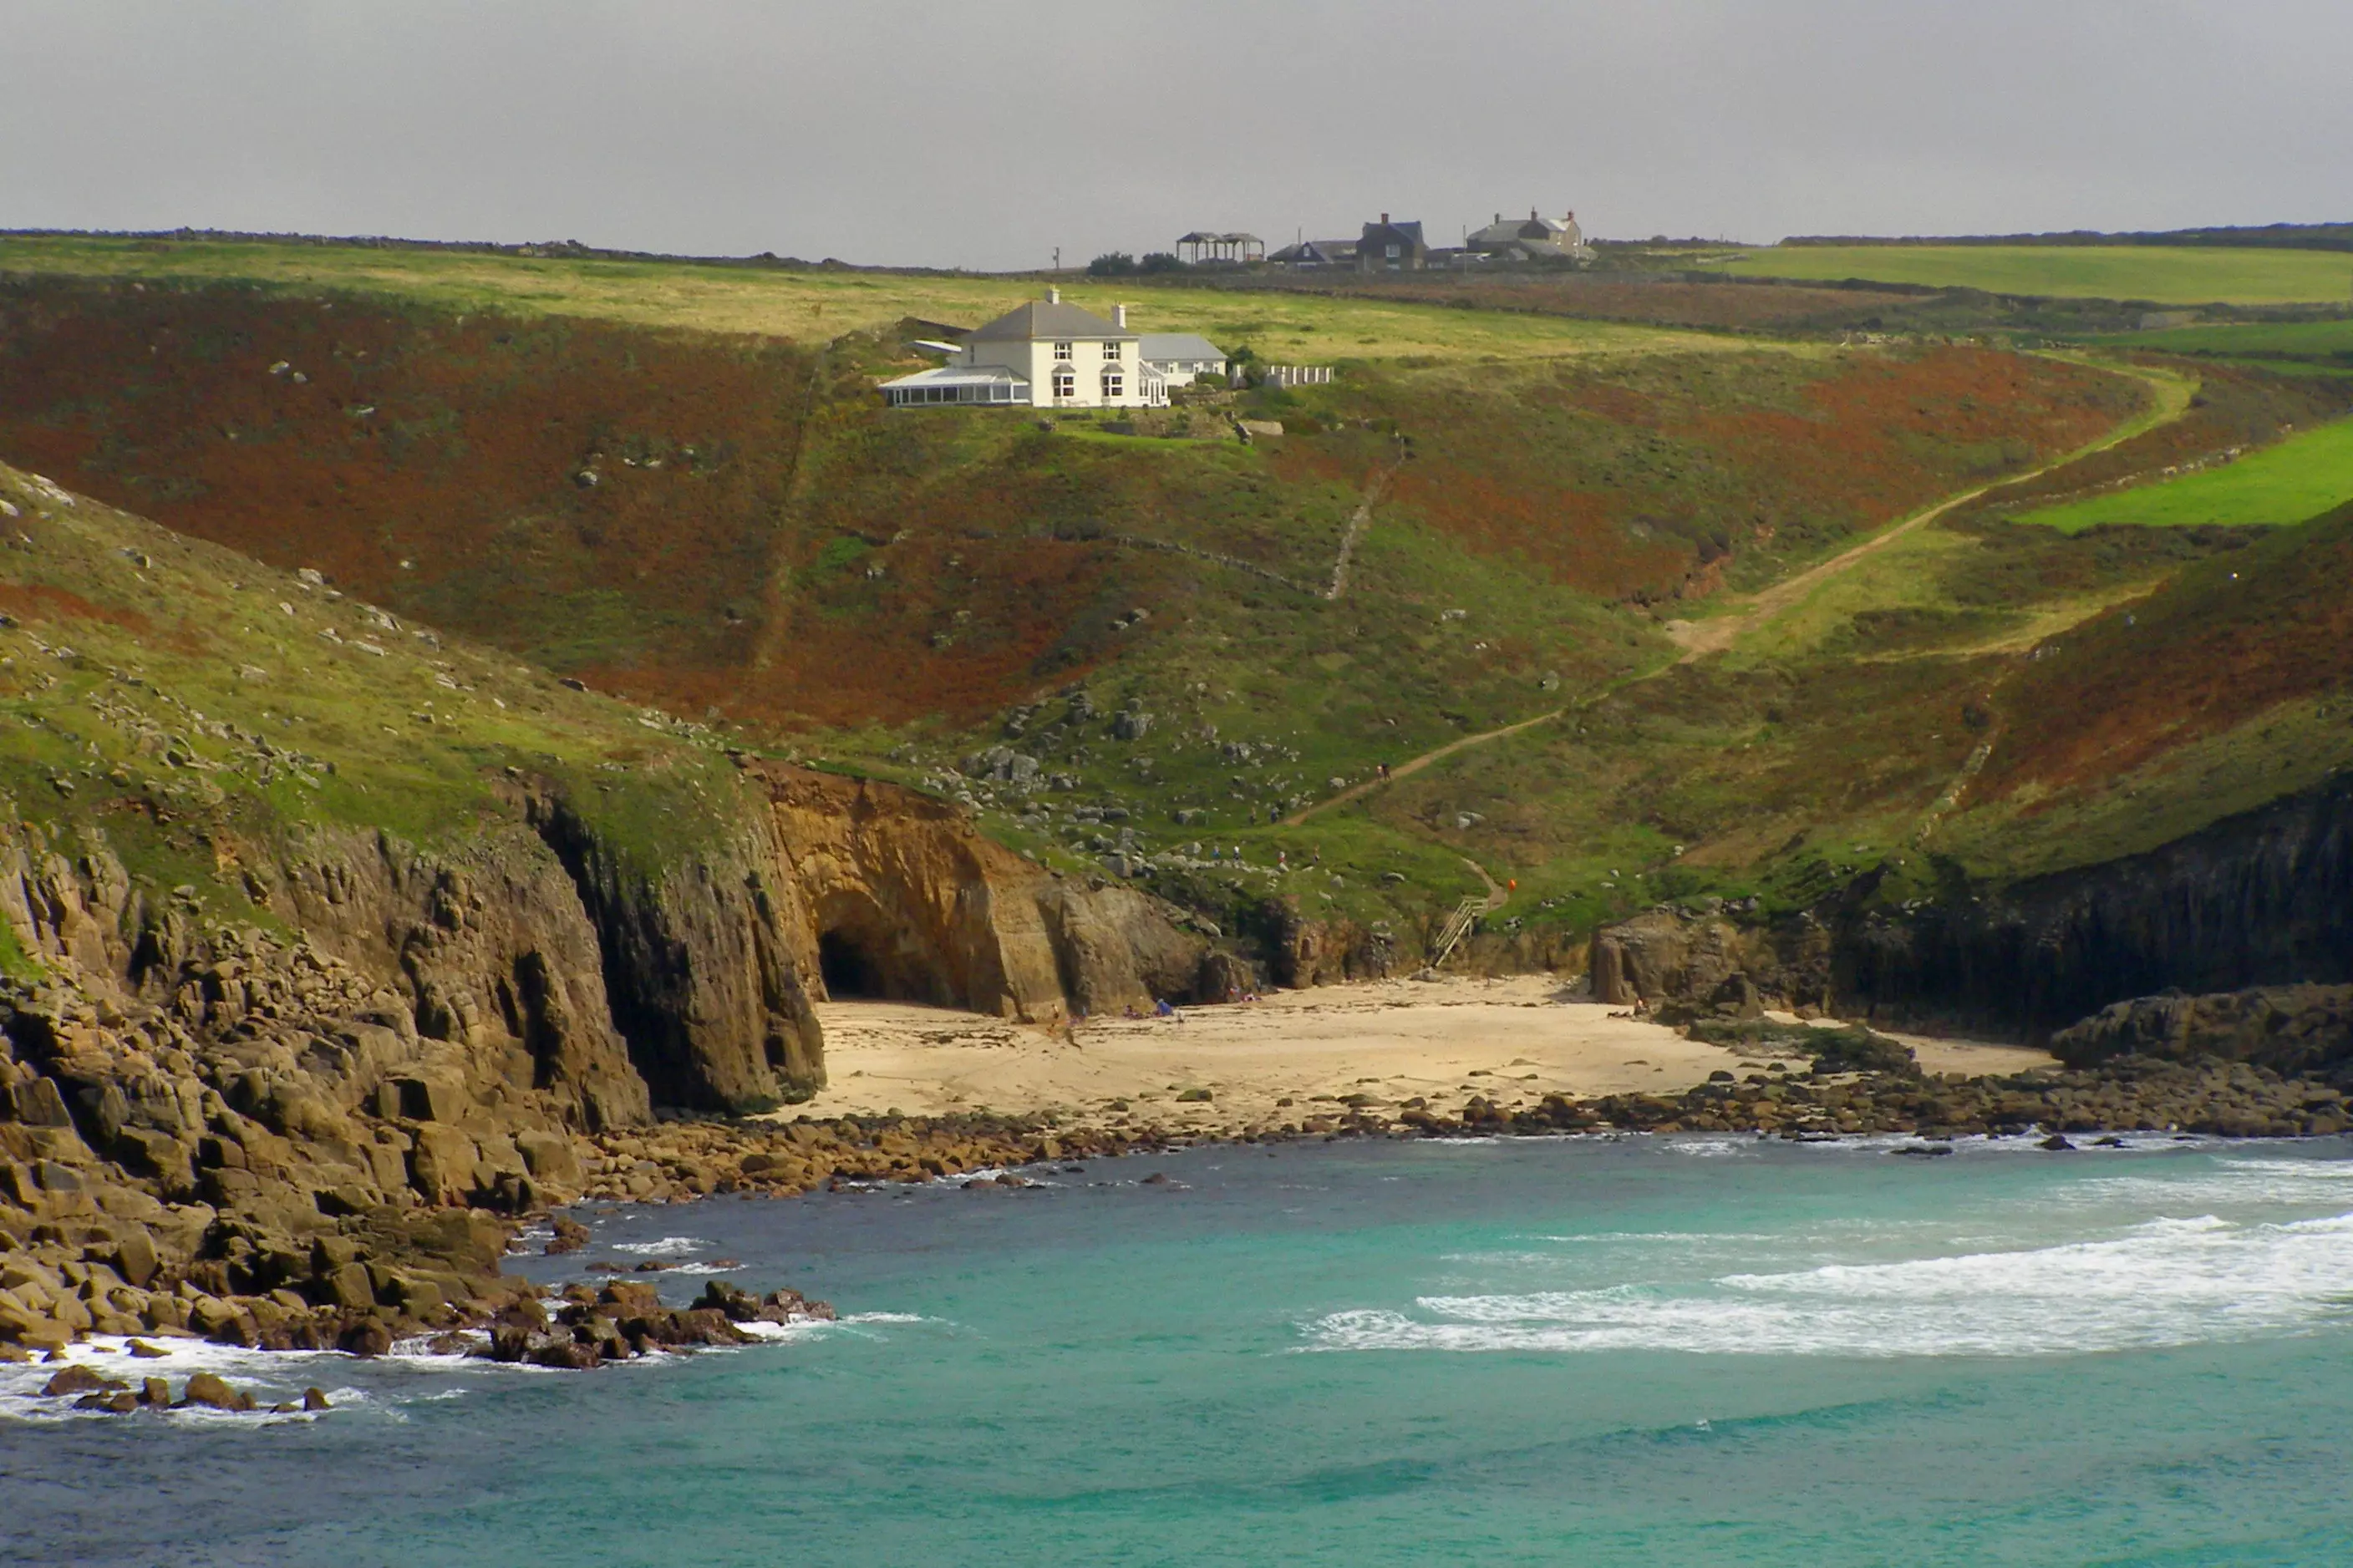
[{"left": 5, "top": 2, "right": 2348, "bottom": 270}]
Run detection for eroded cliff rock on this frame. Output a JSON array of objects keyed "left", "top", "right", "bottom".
[
  {"left": 1589, "top": 774, "right": 2353, "bottom": 1043},
  {"left": 531, "top": 794, "right": 822, "bottom": 1112},
  {"left": 753, "top": 764, "right": 1209, "bottom": 1018},
  {"left": 2050, "top": 984, "right": 2353, "bottom": 1083}
]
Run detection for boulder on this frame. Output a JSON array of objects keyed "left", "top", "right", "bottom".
[
  {"left": 113, "top": 1230, "right": 159, "bottom": 1289},
  {"left": 179, "top": 1371, "right": 254, "bottom": 1412},
  {"left": 337, "top": 1317, "right": 393, "bottom": 1357},
  {"left": 514, "top": 1129, "right": 581, "bottom": 1186},
  {"left": 39, "top": 1363, "right": 107, "bottom": 1398}
]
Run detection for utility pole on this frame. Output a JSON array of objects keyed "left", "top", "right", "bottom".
[{"left": 1053, "top": 246, "right": 1061, "bottom": 273}]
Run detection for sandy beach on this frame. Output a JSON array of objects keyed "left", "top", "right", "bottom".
[{"left": 788, "top": 976, "right": 2056, "bottom": 1134}]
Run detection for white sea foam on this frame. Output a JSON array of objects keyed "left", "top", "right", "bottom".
[
  {"left": 1302, "top": 1210, "right": 2353, "bottom": 1358},
  {"left": 609, "top": 1235, "right": 709, "bottom": 1256}
]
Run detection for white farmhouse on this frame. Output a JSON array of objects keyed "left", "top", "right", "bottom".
[
  {"left": 880, "top": 289, "right": 1172, "bottom": 409},
  {"left": 1138, "top": 333, "right": 1228, "bottom": 388}
]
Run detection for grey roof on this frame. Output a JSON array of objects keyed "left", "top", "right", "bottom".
[
  {"left": 968, "top": 298, "right": 1135, "bottom": 343},
  {"left": 1138, "top": 333, "right": 1227, "bottom": 362},
  {"left": 877, "top": 364, "right": 1029, "bottom": 388},
  {"left": 1471, "top": 217, "right": 1568, "bottom": 247},
  {"left": 1271, "top": 239, "right": 1358, "bottom": 262}
]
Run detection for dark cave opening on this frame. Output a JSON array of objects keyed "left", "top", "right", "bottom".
[{"left": 818, "top": 929, "right": 886, "bottom": 1000}]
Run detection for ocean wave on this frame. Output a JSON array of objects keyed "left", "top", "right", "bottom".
[
  {"left": 1301, "top": 1211, "right": 2353, "bottom": 1358},
  {"left": 608, "top": 1236, "right": 709, "bottom": 1256}
]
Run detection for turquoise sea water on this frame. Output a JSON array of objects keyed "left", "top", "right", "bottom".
[{"left": 8, "top": 1132, "right": 2353, "bottom": 1565}]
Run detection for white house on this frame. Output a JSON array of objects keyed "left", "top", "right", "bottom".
[
  {"left": 880, "top": 290, "right": 1172, "bottom": 409},
  {"left": 1138, "top": 333, "right": 1228, "bottom": 388}
]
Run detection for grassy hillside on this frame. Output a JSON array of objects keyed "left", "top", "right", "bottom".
[
  {"left": 0, "top": 459, "right": 745, "bottom": 935},
  {"left": 0, "top": 233, "right": 1720, "bottom": 365},
  {"left": 1716, "top": 244, "right": 2353, "bottom": 306},
  {"left": 9, "top": 234, "right": 2347, "bottom": 972},
  {"left": 0, "top": 273, "right": 2136, "bottom": 738},
  {"left": 2014, "top": 416, "right": 2353, "bottom": 532},
  {"left": 2097, "top": 317, "right": 2353, "bottom": 373}
]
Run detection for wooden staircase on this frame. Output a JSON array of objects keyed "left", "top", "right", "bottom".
[{"left": 1428, "top": 896, "right": 1484, "bottom": 968}]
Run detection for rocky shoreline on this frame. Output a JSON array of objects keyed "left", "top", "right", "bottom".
[{"left": 9, "top": 1043, "right": 2346, "bottom": 1412}]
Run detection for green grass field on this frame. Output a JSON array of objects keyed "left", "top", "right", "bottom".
[
  {"left": 2099, "top": 317, "right": 2353, "bottom": 365},
  {"left": 1715, "top": 245, "right": 2353, "bottom": 307},
  {"left": 0, "top": 234, "right": 1736, "bottom": 366},
  {"left": 2013, "top": 416, "right": 2353, "bottom": 532}
]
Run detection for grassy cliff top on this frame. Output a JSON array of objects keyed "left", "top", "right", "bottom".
[
  {"left": 1714, "top": 244, "right": 2353, "bottom": 306},
  {"left": 0, "top": 459, "right": 748, "bottom": 937},
  {"left": 0, "top": 234, "right": 1739, "bottom": 365}
]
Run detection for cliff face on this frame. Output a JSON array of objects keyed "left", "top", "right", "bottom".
[
  {"left": 530, "top": 796, "right": 822, "bottom": 1112},
  {"left": 1591, "top": 774, "right": 2353, "bottom": 1042},
  {"left": 1836, "top": 776, "right": 2353, "bottom": 1038},
  {"left": 2050, "top": 984, "right": 2353, "bottom": 1084},
  {"left": 753, "top": 764, "right": 1209, "bottom": 1018}
]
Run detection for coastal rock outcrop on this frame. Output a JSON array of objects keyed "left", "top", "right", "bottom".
[
  {"left": 754, "top": 764, "right": 1207, "bottom": 1018},
  {"left": 1589, "top": 774, "right": 2353, "bottom": 1044},
  {"left": 530, "top": 794, "right": 822, "bottom": 1111},
  {"left": 2049, "top": 983, "right": 2353, "bottom": 1083}
]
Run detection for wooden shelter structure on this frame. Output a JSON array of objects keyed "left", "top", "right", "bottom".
[{"left": 1176, "top": 231, "right": 1265, "bottom": 265}]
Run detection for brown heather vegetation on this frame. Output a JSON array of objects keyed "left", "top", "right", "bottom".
[
  {"left": 1979, "top": 504, "right": 2353, "bottom": 803},
  {"left": 1337, "top": 348, "right": 2138, "bottom": 600},
  {"left": 1261, "top": 273, "right": 1924, "bottom": 331},
  {"left": 0, "top": 277, "right": 2145, "bottom": 738}
]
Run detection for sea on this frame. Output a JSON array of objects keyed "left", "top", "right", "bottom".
[{"left": 6, "top": 1131, "right": 2353, "bottom": 1566}]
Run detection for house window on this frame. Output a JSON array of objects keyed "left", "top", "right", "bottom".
[
  {"left": 1101, "top": 369, "right": 1123, "bottom": 399},
  {"left": 1054, "top": 341, "right": 1073, "bottom": 361},
  {"left": 1102, "top": 339, "right": 1122, "bottom": 359},
  {"left": 1053, "top": 368, "right": 1076, "bottom": 400},
  {"left": 1386, "top": 243, "right": 1400, "bottom": 259}
]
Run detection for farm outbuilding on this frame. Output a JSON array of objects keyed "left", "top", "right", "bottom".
[{"left": 1176, "top": 231, "right": 1265, "bottom": 265}]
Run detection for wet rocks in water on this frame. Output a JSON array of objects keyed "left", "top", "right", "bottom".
[
  {"left": 546, "top": 1217, "right": 591, "bottom": 1256},
  {"left": 481, "top": 1277, "right": 831, "bottom": 1370},
  {"left": 40, "top": 1363, "right": 109, "bottom": 1398},
  {"left": 180, "top": 1371, "right": 255, "bottom": 1411},
  {"left": 1380, "top": 1053, "right": 2350, "bottom": 1144}
]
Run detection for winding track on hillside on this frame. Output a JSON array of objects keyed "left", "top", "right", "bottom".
[
  {"left": 1286, "top": 359, "right": 2198, "bottom": 830},
  {"left": 1324, "top": 440, "right": 1407, "bottom": 600}
]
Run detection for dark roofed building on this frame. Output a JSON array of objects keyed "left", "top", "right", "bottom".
[
  {"left": 1270, "top": 237, "right": 1359, "bottom": 268},
  {"left": 1359, "top": 214, "right": 1427, "bottom": 272}
]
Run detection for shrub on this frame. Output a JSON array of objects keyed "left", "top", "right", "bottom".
[{"left": 1088, "top": 252, "right": 1138, "bottom": 277}]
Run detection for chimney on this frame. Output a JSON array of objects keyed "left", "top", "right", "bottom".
[
  {"left": 1532, "top": 207, "right": 1540, "bottom": 221},
  {"left": 1380, "top": 212, "right": 1389, "bottom": 225},
  {"left": 1048, "top": 286, "right": 1061, "bottom": 304},
  {"left": 1113, "top": 303, "right": 1128, "bottom": 329}
]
